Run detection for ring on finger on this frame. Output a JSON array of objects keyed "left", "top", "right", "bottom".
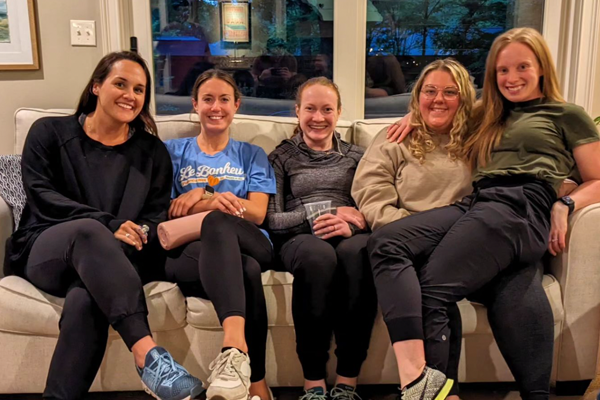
[
  {"left": 125, "top": 233, "right": 131, "bottom": 238},
  {"left": 551, "top": 238, "right": 558, "bottom": 242}
]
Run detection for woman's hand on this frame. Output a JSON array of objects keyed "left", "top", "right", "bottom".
[
  {"left": 313, "top": 213, "right": 352, "bottom": 239},
  {"left": 336, "top": 206, "right": 367, "bottom": 230},
  {"left": 548, "top": 202, "right": 569, "bottom": 256},
  {"left": 169, "top": 188, "right": 205, "bottom": 219},
  {"left": 386, "top": 112, "right": 414, "bottom": 143},
  {"left": 114, "top": 221, "right": 147, "bottom": 251},
  {"left": 207, "top": 192, "right": 246, "bottom": 217}
]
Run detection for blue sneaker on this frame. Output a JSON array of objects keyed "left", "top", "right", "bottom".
[{"left": 137, "top": 346, "right": 205, "bottom": 400}]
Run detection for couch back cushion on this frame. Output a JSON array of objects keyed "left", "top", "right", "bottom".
[
  {"left": 14, "top": 108, "right": 353, "bottom": 155},
  {"left": 351, "top": 117, "right": 399, "bottom": 148}
]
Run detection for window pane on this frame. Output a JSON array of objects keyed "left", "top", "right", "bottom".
[
  {"left": 151, "top": 0, "right": 333, "bottom": 116},
  {"left": 364, "top": 0, "right": 544, "bottom": 119}
]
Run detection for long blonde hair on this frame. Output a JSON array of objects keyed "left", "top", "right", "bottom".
[
  {"left": 464, "top": 27, "right": 564, "bottom": 169},
  {"left": 408, "top": 58, "right": 476, "bottom": 163}
]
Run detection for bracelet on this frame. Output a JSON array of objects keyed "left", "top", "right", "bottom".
[{"left": 201, "top": 185, "right": 215, "bottom": 200}]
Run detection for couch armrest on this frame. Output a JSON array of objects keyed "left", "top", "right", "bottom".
[
  {"left": 0, "top": 197, "right": 13, "bottom": 279},
  {"left": 549, "top": 203, "right": 600, "bottom": 381}
]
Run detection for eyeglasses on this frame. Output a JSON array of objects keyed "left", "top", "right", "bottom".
[{"left": 421, "top": 85, "right": 460, "bottom": 100}]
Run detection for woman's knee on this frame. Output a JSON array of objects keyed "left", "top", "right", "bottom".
[
  {"left": 200, "top": 211, "right": 237, "bottom": 237},
  {"left": 70, "top": 219, "right": 113, "bottom": 243},
  {"left": 335, "top": 235, "right": 369, "bottom": 273},
  {"left": 367, "top": 222, "right": 405, "bottom": 258},
  {"left": 287, "top": 236, "right": 337, "bottom": 281}
]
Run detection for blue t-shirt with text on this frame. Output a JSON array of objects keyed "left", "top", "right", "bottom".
[
  {"left": 165, "top": 137, "right": 276, "bottom": 199},
  {"left": 165, "top": 137, "right": 276, "bottom": 239}
]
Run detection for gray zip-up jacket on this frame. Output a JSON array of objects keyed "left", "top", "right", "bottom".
[{"left": 266, "top": 132, "right": 365, "bottom": 239}]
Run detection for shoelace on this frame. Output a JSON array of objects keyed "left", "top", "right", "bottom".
[
  {"left": 208, "top": 350, "right": 245, "bottom": 382},
  {"left": 330, "top": 387, "right": 363, "bottom": 400},
  {"left": 299, "top": 391, "right": 328, "bottom": 400},
  {"left": 148, "top": 353, "right": 185, "bottom": 388}
]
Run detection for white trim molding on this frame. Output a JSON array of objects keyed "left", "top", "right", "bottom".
[
  {"left": 99, "top": 0, "right": 133, "bottom": 53},
  {"left": 333, "top": 0, "right": 367, "bottom": 121},
  {"left": 554, "top": 0, "right": 600, "bottom": 112},
  {"left": 542, "top": 0, "right": 566, "bottom": 64},
  {"left": 99, "top": 0, "right": 155, "bottom": 112}
]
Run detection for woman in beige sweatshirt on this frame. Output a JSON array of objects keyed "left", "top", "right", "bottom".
[{"left": 352, "top": 58, "right": 473, "bottom": 400}]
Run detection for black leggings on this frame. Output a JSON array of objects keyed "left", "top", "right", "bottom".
[
  {"left": 369, "top": 181, "right": 554, "bottom": 400},
  {"left": 22, "top": 219, "right": 155, "bottom": 400},
  {"left": 165, "top": 211, "right": 274, "bottom": 382},
  {"left": 278, "top": 233, "right": 377, "bottom": 381}
]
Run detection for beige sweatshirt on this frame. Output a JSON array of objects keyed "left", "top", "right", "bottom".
[{"left": 352, "top": 127, "right": 473, "bottom": 231}]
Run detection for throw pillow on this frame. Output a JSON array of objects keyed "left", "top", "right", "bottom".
[{"left": 0, "top": 155, "right": 26, "bottom": 230}]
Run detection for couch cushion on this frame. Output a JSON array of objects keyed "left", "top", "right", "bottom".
[
  {"left": 0, "top": 276, "right": 187, "bottom": 336},
  {"left": 186, "top": 270, "right": 294, "bottom": 329},
  {"left": 14, "top": 108, "right": 353, "bottom": 156},
  {"left": 351, "top": 118, "right": 398, "bottom": 148},
  {"left": 0, "top": 155, "right": 26, "bottom": 229},
  {"left": 14, "top": 108, "right": 72, "bottom": 154}
]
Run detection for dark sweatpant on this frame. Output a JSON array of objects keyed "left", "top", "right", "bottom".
[
  {"left": 165, "top": 211, "right": 274, "bottom": 382},
  {"left": 369, "top": 179, "right": 555, "bottom": 400},
  {"left": 278, "top": 233, "right": 377, "bottom": 381},
  {"left": 22, "top": 219, "right": 155, "bottom": 400}
]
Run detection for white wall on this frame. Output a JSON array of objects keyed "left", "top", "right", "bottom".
[{"left": 0, "top": 0, "right": 104, "bottom": 154}]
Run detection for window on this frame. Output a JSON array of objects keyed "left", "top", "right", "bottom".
[
  {"left": 151, "top": 0, "right": 333, "bottom": 116},
  {"left": 364, "top": 0, "right": 544, "bottom": 119}
]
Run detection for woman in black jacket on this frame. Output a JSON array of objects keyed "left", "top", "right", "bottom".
[{"left": 4, "top": 52, "right": 203, "bottom": 400}]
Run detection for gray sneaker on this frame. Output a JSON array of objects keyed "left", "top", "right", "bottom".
[
  {"left": 330, "top": 384, "right": 362, "bottom": 400},
  {"left": 299, "top": 387, "right": 327, "bottom": 400},
  {"left": 400, "top": 367, "right": 453, "bottom": 400},
  {"left": 207, "top": 348, "right": 251, "bottom": 400}
]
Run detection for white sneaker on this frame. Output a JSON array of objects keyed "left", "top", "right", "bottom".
[
  {"left": 249, "top": 387, "right": 274, "bottom": 400},
  {"left": 207, "top": 348, "right": 251, "bottom": 400}
]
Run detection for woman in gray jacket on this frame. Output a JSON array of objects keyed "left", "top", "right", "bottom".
[{"left": 266, "top": 77, "right": 375, "bottom": 400}]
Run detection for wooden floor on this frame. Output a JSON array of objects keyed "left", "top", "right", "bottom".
[{"left": 0, "top": 385, "right": 583, "bottom": 400}]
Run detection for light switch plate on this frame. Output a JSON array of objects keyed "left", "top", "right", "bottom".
[{"left": 70, "top": 20, "right": 96, "bottom": 46}]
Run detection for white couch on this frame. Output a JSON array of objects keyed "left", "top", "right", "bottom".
[{"left": 0, "top": 108, "right": 599, "bottom": 394}]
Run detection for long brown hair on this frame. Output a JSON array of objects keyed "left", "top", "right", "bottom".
[
  {"left": 407, "top": 58, "right": 475, "bottom": 163},
  {"left": 75, "top": 51, "right": 157, "bottom": 136},
  {"left": 464, "top": 27, "right": 564, "bottom": 169},
  {"left": 292, "top": 76, "right": 342, "bottom": 137}
]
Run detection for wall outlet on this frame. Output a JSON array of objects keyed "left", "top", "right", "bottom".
[{"left": 70, "top": 20, "right": 96, "bottom": 47}]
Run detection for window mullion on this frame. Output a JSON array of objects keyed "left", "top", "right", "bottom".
[{"left": 333, "top": 0, "right": 367, "bottom": 121}]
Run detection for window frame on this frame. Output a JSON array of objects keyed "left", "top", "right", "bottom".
[{"left": 100, "top": 0, "right": 600, "bottom": 118}]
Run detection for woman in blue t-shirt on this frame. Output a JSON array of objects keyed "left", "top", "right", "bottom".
[{"left": 164, "top": 69, "right": 276, "bottom": 400}]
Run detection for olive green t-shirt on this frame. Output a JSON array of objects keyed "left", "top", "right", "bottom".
[{"left": 474, "top": 99, "right": 600, "bottom": 192}]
